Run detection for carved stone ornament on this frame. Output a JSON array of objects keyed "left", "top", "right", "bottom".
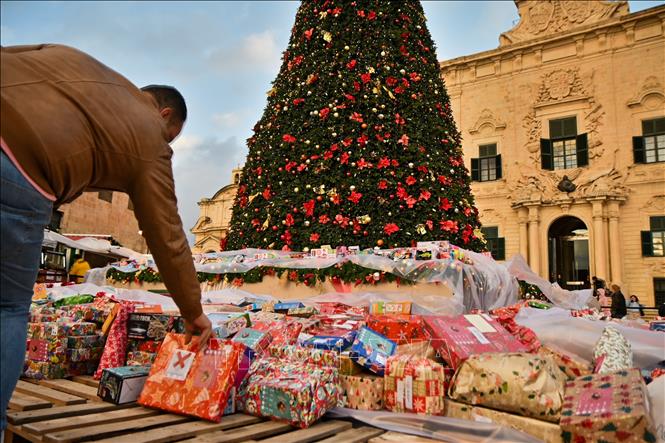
[
  {"left": 468, "top": 109, "right": 507, "bottom": 134},
  {"left": 500, "top": 1, "right": 629, "bottom": 46},
  {"left": 627, "top": 76, "right": 665, "bottom": 108},
  {"left": 574, "top": 168, "right": 629, "bottom": 199},
  {"left": 557, "top": 175, "right": 577, "bottom": 193}
]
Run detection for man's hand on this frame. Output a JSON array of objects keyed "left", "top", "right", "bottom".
[{"left": 184, "top": 313, "right": 213, "bottom": 352}]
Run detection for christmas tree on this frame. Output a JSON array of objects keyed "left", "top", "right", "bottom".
[{"left": 228, "top": 0, "right": 484, "bottom": 253}]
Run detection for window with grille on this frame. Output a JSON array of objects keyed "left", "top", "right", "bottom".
[
  {"left": 98, "top": 191, "right": 113, "bottom": 203},
  {"left": 471, "top": 143, "right": 502, "bottom": 182},
  {"left": 654, "top": 278, "right": 665, "bottom": 307},
  {"left": 633, "top": 117, "right": 665, "bottom": 164},
  {"left": 481, "top": 226, "right": 505, "bottom": 261},
  {"left": 541, "top": 117, "right": 588, "bottom": 170},
  {"left": 641, "top": 216, "right": 665, "bottom": 257}
]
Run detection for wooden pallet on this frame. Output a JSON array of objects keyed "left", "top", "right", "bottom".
[{"left": 5, "top": 378, "right": 386, "bottom": 443}]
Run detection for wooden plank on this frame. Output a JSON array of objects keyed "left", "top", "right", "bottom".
[
  {"left": 24, "top": 406, "right": 158, "bottom": 435},
  {"left": 186, "top": 420, "right": 293, "bottom": 443},
  {"left": 92, "top": 414, "right": 262, "bottom": 443},
  {"left": 14, "top": 381, "right": 86, "bottom": 406},
  {"left": 369, "top": 431, "right": 439, "bottom": 443},
  {"left": 38, "top": 380, "right": 102, "bottom": 402},
  {"left": 317, "top": 426, "right": 385, "bottom": 443},
  {"left": 7, "top": 402, "right": 133, "bottom": 426},
  {"left": 70, "top": 376, "right": 99, "bottom": 388},
  {"left": 6, "top": 424, "right": 43, "bottom": 443},
  {"left": 258, "top": 420, "right": 352, "bottom": 443},
  {"left": 43, "top": 414, "right": 191, "bottom": 443},
  {"left": 8, "top": 392, "right": 53, "bottom": 411}
]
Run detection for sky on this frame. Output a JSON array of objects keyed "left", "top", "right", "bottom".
[{"left": 2, "top": 0, "right": 663, "bottom": 244}]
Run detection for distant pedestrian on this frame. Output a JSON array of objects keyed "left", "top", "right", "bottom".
[
  {"left": 68, "top": 254, "right": 90, "bottom": 283},
  {"left": 610, "top": 284, "right": 627, "bottom": 319},
  {"left": 592, "top": 276, "right": 606, "bottom": 291},
  {"left": 628, "top": 295, "right": 645, "bottom": 317}
]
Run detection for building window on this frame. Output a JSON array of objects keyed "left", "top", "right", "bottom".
[
  {"left": 471, "top": 143, "right": 502, "bottom": 182},
  {"left": 481, "top": 226, "right": 505, "bottom": 261},
  {"left": 641, "top": 216, "right": 665, "bottom": 257},
  {"left": 633, "top": 117, "right": 665, "bottom": 164},
  {"left": 98, "top": 191, "right": 113, "bottom": 203},
  {"left": 655, "top": 278, "right": 665, "bottom": 307},
  {"left": 540, "top": 117, "right": 588, "bottom": 170}
]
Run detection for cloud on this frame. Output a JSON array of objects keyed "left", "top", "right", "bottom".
[
  {"left": 207, "top": 30, "right": 282, "bottom": 74},
  {"left": 212, "top": 112, "right": 242, "bottom": 129},
  {"left": 171, "top": 135, "right": 247, "bottom": 243}
]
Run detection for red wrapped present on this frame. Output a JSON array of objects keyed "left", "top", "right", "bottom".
[
  {"left": 366, "top": 314, "right": 429, "bottom": 345},
  {"left": 138, "top": 333, "right": 243, "bottom": 422},
  {"left": 95, "top": 301, "right": 134, "bottom": 379},
  {"left": 252, "top": 320, "right": 302, "bottom": 346},
  {"left": 384, "top": 355, "right": 449, "bottom": 415},
  {"left": 423, "top": 314, "right": 528, "bottom": 369}
]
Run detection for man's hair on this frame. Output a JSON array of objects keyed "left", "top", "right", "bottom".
[{"left": 141, "top": 85, "right": 187, "bottom": 122}]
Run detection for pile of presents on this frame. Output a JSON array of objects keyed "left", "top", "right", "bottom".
[{"left": 24, "top": 295, "right": 663, "bottom": 442}]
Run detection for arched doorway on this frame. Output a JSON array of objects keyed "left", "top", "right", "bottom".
[{"left": 548, "top": 216, "right": 590, "bottom": 290}]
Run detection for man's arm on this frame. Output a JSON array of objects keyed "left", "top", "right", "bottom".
[{"left": 128, "top": 146, "right": 203, "bottom": 322}]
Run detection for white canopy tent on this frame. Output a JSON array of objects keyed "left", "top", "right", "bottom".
[{"left": 42, "top": 230, "right": 145, "bottom": 260}]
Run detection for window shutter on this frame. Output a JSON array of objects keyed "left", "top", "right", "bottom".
[
  {"left": 633, "top": 136, "right": 645, "bottom": 164},
  {"left": 495, "top": 154, "right": 502, "bottom": 179},
  {"left": 540, "top": 139, "right": 553, "bottom": 170},
  {"left": 641, "top": 231, "right": 654, "bottom": 256},
  {"left": 576, "top": 133, "right": 588, "bottom": 167},
  {"left": 496, "top": 238, "right": 506, "bottom": 261},
  {"left": 471, "top": 158, "right": 480, "bottom": 181}
]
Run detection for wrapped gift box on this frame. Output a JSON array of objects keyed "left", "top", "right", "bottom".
[
  {"left": 649, "top": 321, "right": 665, "bottom": 332},
  {"left": 127, "top": 339, "right": 162, "bottom": 354},
  {"left": 232, "top": 328, "right": 273, "bottom": 357},
  {"left": 250, "top": 312, "right": 285, "bottom": 323},
  {"left": 67, "top": 347, "right": 104, "bottom": 362},
  {"left": 366, "top": 314, "right": 428, "bottom": 345},
  {"left": 287, "top": 306, "right": 319, "bottom": 318},
  {"left": 395, "top": 340, "right": 437, "bottom": 359},
  {"left": 138, "top": 333, "right": 243, "bottom": 422},
  {"left": 98, "top": 365, "right": 150, "bottom": 404},
  {"left": 208, "top": 312, "right": 250, "bottom": 339},
  {"left": 67, "top": 334, "right": 105, "bottom": 349},
  {"left": 315, "top": 302, "right": 353, "bottom": 315},
  {"left": 340, "top": 374, "right": 384, "bottom": 410},
  {"left": 449, "top": 353, "right": 566, "bottom": 423},
  {"left": 26, "top": 337, "right": 66, "bottom": 363},
  {"left": 27, "top": 321, "right": 97, "bottom": 338},
  {"left": 56, "top": 303, "right": 113, "bottom": 325},
  {"left": 539, "top": 346, "right": 592, "bottom": 380},
  {"left": 67, "top": 361, "right": 98, "bottom": 376},
  {"left": 369, "top": 301, "right": 411, "bottom": 315},
  {"left": 126, "top": 351, "right": 157, "bottom": 366},
  {"left": 349, "top": 327, "right": 396, "bottom": 375},
  {"left": 126, "top": 313, "right": 185, "bottom": 341},
  {"left": 384, "top": 355, "right": 447, "bottom": 415},
  {"left": 23, "top": 360, "right": 68, "bottom": 380},
  {"left": 252, "top": 320, "right": 302, "bottom": 346},
  {"left": 560, "top": 369, "right": 657, "bottom": 443},
  {"left": 273, "top": 302, "right": 304, "bottom": 313},
  {"left": 303, "top": 329, "right": 357, "bottom": 352},
  {"left": 339, "top": 352, "right": 363, "bottom": 375},
  {"left": 308, "top": 315, "right": 363, "bottom": 333},
  {"left": 237, "top": 345, "right": 340, "bottom": 428},
  {"left": 423, "top": 314, "right": 527, "bottom": 369}
]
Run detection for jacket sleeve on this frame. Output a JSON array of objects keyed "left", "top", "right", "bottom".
[{"left": 128, "top": 146, "right": 203, "bottom": 321}]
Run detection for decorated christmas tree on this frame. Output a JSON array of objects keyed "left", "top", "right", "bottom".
[{"left": 228, "top": 0, "right": 484, "bottom": 253}]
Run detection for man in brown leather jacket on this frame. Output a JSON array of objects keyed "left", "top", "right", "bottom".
[{"left": 0, "top": 44, "right": 212, "bottom": 428}]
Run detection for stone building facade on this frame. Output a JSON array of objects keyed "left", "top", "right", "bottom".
[
  {"left": 191, "top": 168, "right": 243, "bottom": 253},
  {"left": 440, "top": 1, "right": 665, "bottom": 304},
  {"left": 56, "top": 191, "right": 148, "bottom": 253}
]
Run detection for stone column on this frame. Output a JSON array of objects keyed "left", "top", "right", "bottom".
[
  {"left": 607, "top": 201, "right": 623, "bottom": 284},
  {"left": 518, "top": 207, "right": 529, "bottom": 260},
  {"left": 591, "top": 200, "right": 608, "bottom": 281},
  {"left": 528, "top": 205, "right": 540, "bottom": 276}
]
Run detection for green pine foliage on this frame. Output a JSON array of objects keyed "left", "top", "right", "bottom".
[{"left": 228, "top": 0, "right": 484, "bottom": 252}]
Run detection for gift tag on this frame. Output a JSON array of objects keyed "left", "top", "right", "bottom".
[
  {"left": 404, "top": 375, "right": 413, "bottom": 410},
  {"left": 467, "top": 327, "right": 490, "bottom": 345},
  {"left": 577, "top": 387, "right": 613, "bottom": 415},
  {"left": 166, "top": 349, "right": 195, "bottom": 381},
  {"left": 27, "top": 339, "right": 49, "bottom": 362}
]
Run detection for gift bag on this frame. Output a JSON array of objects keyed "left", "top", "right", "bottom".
[
  {"left": 95, "top": 301, "right": 135, "bottom": 379},
  {"left": 449, "top": 352, "right": 566, "bottom": 422},
  {"left": 593, "top": 325, "right": 633, "bottom": 374},
  {"left": 138, "top": 333, "right": 244, "bottom": 421}
]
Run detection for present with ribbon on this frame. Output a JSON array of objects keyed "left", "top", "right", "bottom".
[{"left": 138, "top": 333, "right": 244, "bottom": 421}]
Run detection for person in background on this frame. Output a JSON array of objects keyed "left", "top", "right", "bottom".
[
  {"left": 597, "top": 287, "right": 611, "bottom": 317},
  {"left": 592, "top": 276, "right": 606, "bottom": 293},
  {"left": 610, "top": 284, "right": 627, "bottom": 319},
  {"left": 1, "top": 44, "right": 212, "bottom": 431},
  {"left": 627, "top": 295, "right": 645, "bottom": 317},
  {"left": 68, "top": 254, "right": 90, "bottom": 283},
  {"left": 658, "top": 302, "right": 665, "bottom": 318}
]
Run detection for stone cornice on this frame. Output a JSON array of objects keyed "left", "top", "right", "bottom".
[{"left": 439, "top": 5, "right": 665, "bottom": 71}]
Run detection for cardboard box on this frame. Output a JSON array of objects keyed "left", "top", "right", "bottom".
[
  {"left": 369, "top": 301, "right": 411, "bottom": 315},
  {"left": 126, "top": 313, "right": 184, "bottom": 340},
  {"left": 560, "top": 369, "right": 657, "bottom": 443},
  {"left": 423, "top": 314, "right": 527, "bottom": 369},
  {"left": 350, "top": 327, "right": 396, "bottom": 375},
  {"left": 98, "top": 365, "right": 150, "bottom": 404}
]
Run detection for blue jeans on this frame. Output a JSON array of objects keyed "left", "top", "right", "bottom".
[{"left": 0, "top": 151, "right": 52, "bottom": 429}]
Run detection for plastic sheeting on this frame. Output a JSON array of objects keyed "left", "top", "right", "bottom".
[
  {"left": 328, "top": 408, "right": 542, "bottom": 443},
  {"left": 42, "top": 230, "right": 144, "bottom": 260},
  {"left": 515, "top": 307, "right": 665, "bottom": 368},
  {"left": 647, "top": 376, "right": 665, "bottom": 443}
]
